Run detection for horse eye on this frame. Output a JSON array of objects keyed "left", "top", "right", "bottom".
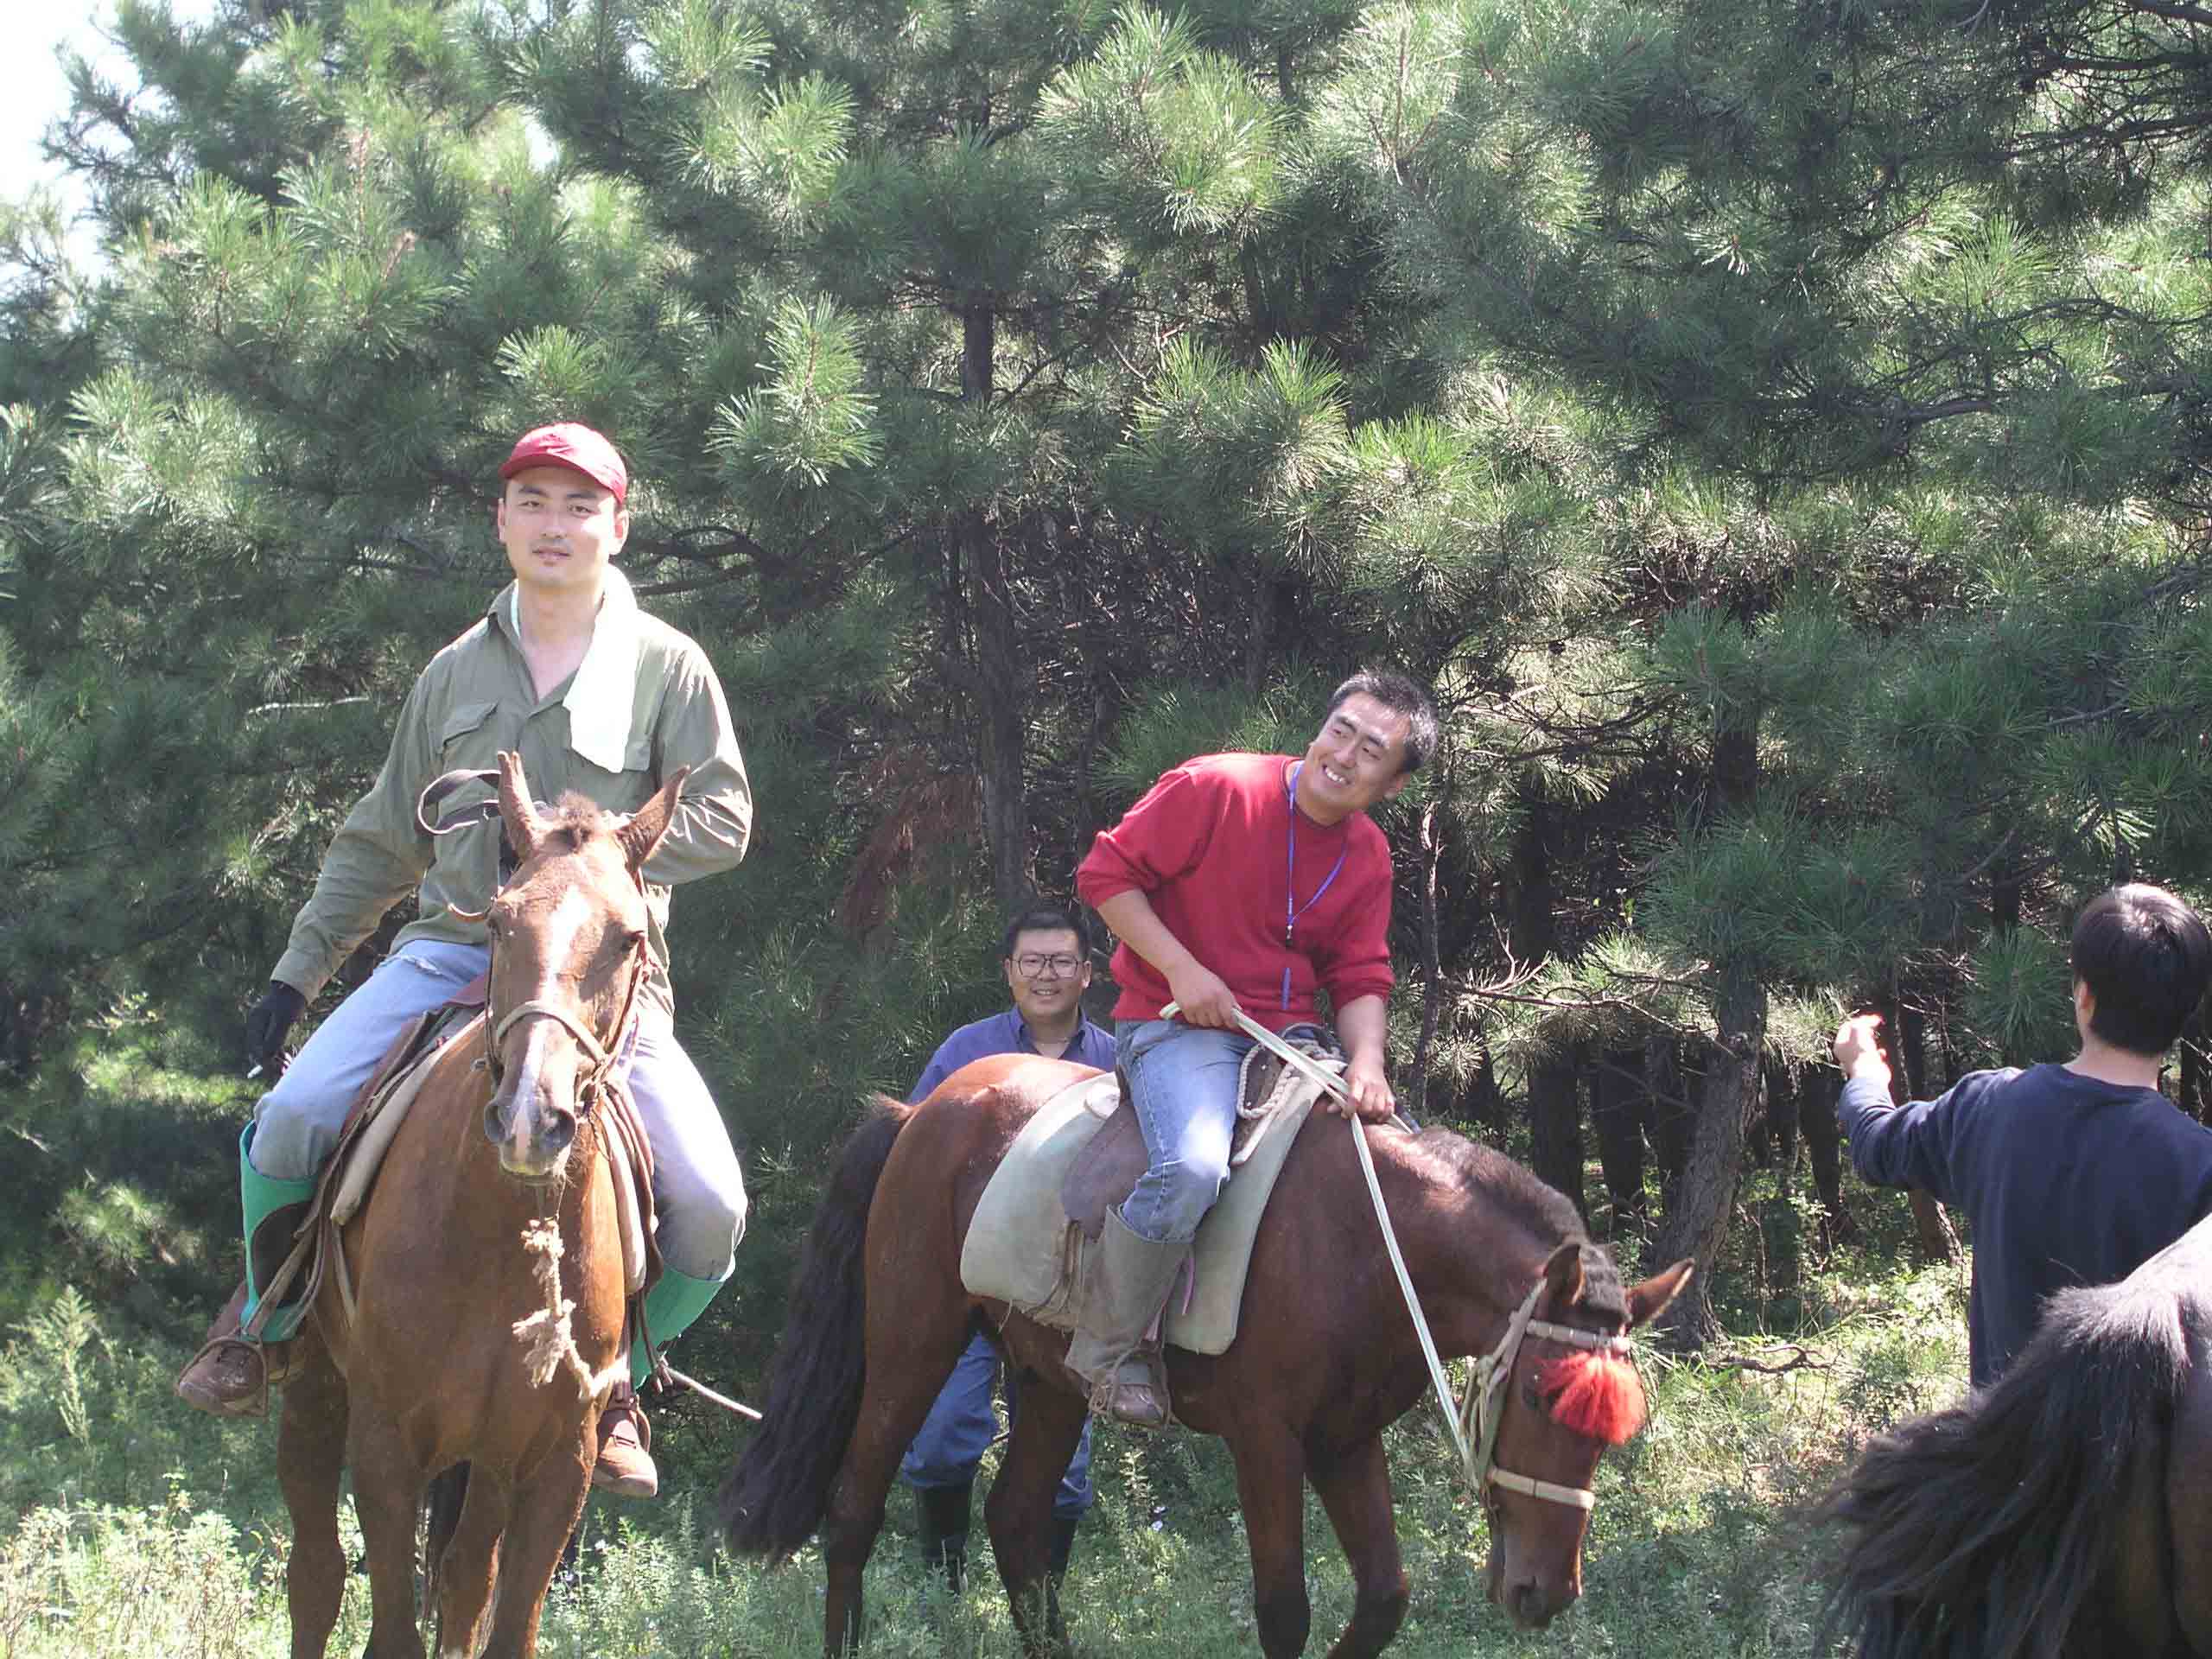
[{"left": 1522, "top": 1372, "right": 1543, "bottom": 1409}]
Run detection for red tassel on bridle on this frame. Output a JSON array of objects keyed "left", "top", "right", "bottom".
[{"left": 1537, "top": 1351, "right": 1647, "bottom": 1445}]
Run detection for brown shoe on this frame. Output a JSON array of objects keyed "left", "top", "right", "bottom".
[
  {"left": 175, "top": 1282, "right": 270, "bottom": 1418},
  {"left": 592, "top": 1394, "right": 658, "bottom": 1497},
  {"left": 1102, "top": 1358, "right": 1169, "bottom": 1430}
]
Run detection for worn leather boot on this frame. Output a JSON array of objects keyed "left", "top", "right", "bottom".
[
  {"left": 1063, "top": 1206, "right": 1188, "bottom": 1428},
  {"left": 175, "top": 1281, "right": 276, "bottom": 1418},
  {"left": 914, "top": 1479, "right": 973, "bottom": 1593},
  {"left": 592, "top": 1385, "right": 658, "bottom": 1497}
]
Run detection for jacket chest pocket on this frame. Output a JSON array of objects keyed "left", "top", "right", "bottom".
[
  {"left": 564, "top": 734, "right": 658, "bottom": 815},
  {"left": 437, "top": 701, "right": 502, "bottom": 769}
]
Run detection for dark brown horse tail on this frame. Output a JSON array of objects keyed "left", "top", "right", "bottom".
[
  {"left": 719, "top": 1096, "right": 917, "bottom": 1561},
  {"left": 1818, "top": 1276, "right": 2190, "bottom": 1658}
]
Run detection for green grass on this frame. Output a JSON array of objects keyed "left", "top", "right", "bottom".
[{"left": 0, "top": 1243, "right": 1968, "bottom": 1658}]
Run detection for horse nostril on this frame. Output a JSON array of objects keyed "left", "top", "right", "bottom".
[
  {"left": 483, "top": 1102, "right": 507, "bottom": 1144},
  {"left": 544, "top": 1111, "right": 577, "bottom": 1153}
]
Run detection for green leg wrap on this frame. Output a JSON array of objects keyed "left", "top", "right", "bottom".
[
  {"left": 632, "top": 1262, "right": 730, "bottom": 1388},
  {"left": 238, "top": 1124, "right": 317, "bottom": 1343}
]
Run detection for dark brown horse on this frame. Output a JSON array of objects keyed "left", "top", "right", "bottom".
[
  {"left": 1821, "top": 1210, "right": 2212, "bottom": 1658},
  {"left": 720, "top": 1057, "right": 1692, "bottom": 1657},
  {"left": 276, "top": 751, "right": 680, "bottom": 1659}
]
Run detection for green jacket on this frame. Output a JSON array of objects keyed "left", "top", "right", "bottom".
[{"left": 272, "top": 569, "right": 752, "bottom": 1015}]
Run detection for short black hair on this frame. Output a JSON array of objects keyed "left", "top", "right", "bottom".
[
  {"left": 2070, "top": 883, "right": 2212, "bottom": 1056},
  {"left": 1001, "top": 906, "right": 1090, "bottom": 962},
  {"left": 1325, "top": 669, "right": 1440, "bottom": 774}
]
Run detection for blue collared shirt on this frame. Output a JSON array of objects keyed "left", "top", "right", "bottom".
[{"left": 907, "top": 1007, "right": 1117, "bottom": 1103}]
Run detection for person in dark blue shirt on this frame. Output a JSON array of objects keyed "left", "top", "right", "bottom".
[
  {"left": 902, "top": 906, "right": 1117, "bottom": 1592},
  {"left": 1834, "top": 881, "right": 2212, "bottom": 1387}
]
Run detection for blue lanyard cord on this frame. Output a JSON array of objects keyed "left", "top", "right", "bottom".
[{"left": 1283, "top": 762, "right": 1350, "bottom": 1011}]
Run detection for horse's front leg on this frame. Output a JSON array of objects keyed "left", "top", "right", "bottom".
[
  {"left": 1228, "top": 1422, "right": 1313, "bottom": 1658},
  {"left": 984, "top": 1371, "right": 1089, "bottom": 1657},
  {"left": 349, "top": 1419, "right": 430, "bottom": 1659},
  {"left": 276, "top": 1335, "right": 349, "bottom": 1659},
  {"left": 430, "top": 1465, "right": 508, "bottom": 1658},
  {"left": 1308, "top": 1434, "right": 1410, "bottom": 1659},
  {"left": 480, "top": 1422, "right": 595, "bottom": 1658}
]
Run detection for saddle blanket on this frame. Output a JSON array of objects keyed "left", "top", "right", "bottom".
[{"left": 957, "top": 1058, "right": 1332, "bottom": 1355}]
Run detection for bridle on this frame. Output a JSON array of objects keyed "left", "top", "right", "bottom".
[
  {"left": 1199, "top": 1007, "right": 1643, "bottom": 1515},
  {"left": 416, "top": 765, "right": 652, "bottom": 1117},
  {"left": 1462, "top": 1281, "right": 1636, "bottom": 1511}
]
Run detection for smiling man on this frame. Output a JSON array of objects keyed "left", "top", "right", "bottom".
[
  {"left": 175, "top": 423, "right": 753, "bottom": 1501},
  {"left": 1070, "top": 669, "right": 1440, "bottom": 1426},
  {"left": 896, "top": 907, "right": 1114, "bottom": 1599}
]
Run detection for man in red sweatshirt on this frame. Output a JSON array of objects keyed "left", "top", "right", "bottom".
[{"left": 1071, "top": 669, "right": 1438, "bottom": 1426}]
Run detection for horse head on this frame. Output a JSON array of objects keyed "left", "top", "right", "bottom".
[
  {"left": 1480, "top": 1241, "right": 1694, "bottom": 1630},
  {"left": 478, "top": 749, "right": 687, "bottom": 1185}
]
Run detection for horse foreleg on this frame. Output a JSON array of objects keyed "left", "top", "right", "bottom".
[
  {"left": 276, "top": 1342, "right": 350, "bottom": 1659},
  {"left": 1308, "top": 1435, "right": 1409, "bottom": 1659},
  {"left": 985, "top": 1376, "right": 1088, "bottom": 1658},
  {"left": 349, "top": 1423, "right": 429, "bottom": 1659},
  {"left": 432, "top": 1466, "right": 508, "bottom": 1659},
  {"left": 479, "top": 1428, "right": 594, "bottom": 1659},
  {"left": 1229, "top": 1424, "right": 1313, "bottom": 1659}
]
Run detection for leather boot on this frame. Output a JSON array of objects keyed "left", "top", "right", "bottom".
[
  {"left": 175, "top": 1280, "right": 272, "bottom": 1418},
  {"left": 592, "top": 1384, "right": 658, "bottom": 1497},
  {"left": 1063, "top": 1207, "right": 1189, "bottom": 1428},
  {"left": 914, "top": 1479, "right": 972, "bottom": 1593}
]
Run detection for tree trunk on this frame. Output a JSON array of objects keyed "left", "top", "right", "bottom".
[
  {"left": 1411, "top": 803, "right": 1444, "bottom": 1121},
  {"left": 1877, "top": 989, "right": 1958, "bottom": 1263},
  {"left": 1464, "top": 1043, "right": 1511, "bottom": 1141},
  {"left": 959, "top": 297, "right": 1032, "bottom": 917},
  {"left": 1799, "top": 1066, "right": 1858, "bottom": 1246},
  {"left": 1591, "top": 1046, "right": 1649, "bottom": 1233},
  {"left": 1649, "top": 1037, "right": 1694, "bottom": 1198},
  {"left": 1529, "top": 1043, "right": 1586, "bottom": 1221},
  {"left": 1763, "top": 1055, "right": 1800, "bottom": 1187},
  {"left": 1653, "top": 964, "right": 1766, "bottom": 1351},
  {"left": 1653, "top": 716, "right": 1764, "bottom": 1352}
]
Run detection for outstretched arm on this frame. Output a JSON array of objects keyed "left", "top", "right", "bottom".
[{"left": 1332, "top": 995, "right": 1396, "bottom": 1122}]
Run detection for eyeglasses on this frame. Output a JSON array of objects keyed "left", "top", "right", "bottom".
[{"left": 1013, "top": 953, "right": 1083, "bottom": 978}]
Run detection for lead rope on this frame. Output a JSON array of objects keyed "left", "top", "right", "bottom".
[{"left": 1162, "top": 1003, "right": 1484, "bottom": 1490}]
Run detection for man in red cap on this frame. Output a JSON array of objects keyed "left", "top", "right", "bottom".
[{"left": 175, "top": 423, "right": 754, "bottom": 1499}]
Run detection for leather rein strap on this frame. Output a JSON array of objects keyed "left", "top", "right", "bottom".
[{"left": 1182, "top": 1005, "right": 1635, "bottom": 1512}]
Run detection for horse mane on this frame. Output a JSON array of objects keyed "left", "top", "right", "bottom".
[
  {"left": 1409, "top": 1128, "right": 1628, "bottom": 1322},
  {"left": 1818, "top": 1267, "right": 2195, "bottom": 1659}
]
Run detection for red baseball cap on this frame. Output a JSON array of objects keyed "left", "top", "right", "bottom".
[{"left": 499, "top": 423, "right": 628, "bottom": 505}]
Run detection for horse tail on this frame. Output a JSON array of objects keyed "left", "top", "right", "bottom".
[
  {"left": 1818, "top": 1274, "right": 2190, "bottom": 1659},
  {"left": 719, "top": 1096, "right": 918, "bottom": 1561}
]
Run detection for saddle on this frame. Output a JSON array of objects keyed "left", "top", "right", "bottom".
[
  {"left": 959, "top": 1039, "right": 1339, "bottom": 1355},
  {"left": 245, "top": 977, "right": 663, "bottom": 1370}
]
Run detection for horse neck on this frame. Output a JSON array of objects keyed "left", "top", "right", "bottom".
[{"left": 1380, "top": 1143, "right": 1579, "bottom": 1358}]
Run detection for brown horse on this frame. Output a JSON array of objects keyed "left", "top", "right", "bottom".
[
  {"left": 275, "top": 751, "right": 681, "bottom": 1659},
  {"left": 1821, "top": 1209, "right": 2212, "bottom": 1658},
  {"left": 720, "top": 1056, "right": 1692, "bottom": 1657}
]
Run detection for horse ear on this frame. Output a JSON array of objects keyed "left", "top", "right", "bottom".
[
  {"left": 1624, "top": 1260, "right": 1695, "bottom": 1330},
  {"left": 496, "top": 751, "right": 546, "bottom": 865},
  {"left": 1539, "top": 1242, "right": 1585, "bottom": 1312},
  {"left": 618, "top": 766, "right": 689, "bottom": 872}
]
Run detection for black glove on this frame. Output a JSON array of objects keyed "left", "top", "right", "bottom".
[{"left": 245, "top": 982, "right": 307, "bottom": 1077}]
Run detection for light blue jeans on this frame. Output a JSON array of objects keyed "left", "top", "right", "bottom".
[
  {"left": 1115, "top": 1018, "right": 1329, "bottom": 1245},
  {"left": 899, "top": 1330, "right": 1094, "bottom": 1518},
  {"left": 250, "top": 939, "right": 747, "bottom": 1281}
]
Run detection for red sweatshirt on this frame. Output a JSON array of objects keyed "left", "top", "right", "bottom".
[{"left": 1076, "top": 752, "right": 1397, "bottom": 1033}]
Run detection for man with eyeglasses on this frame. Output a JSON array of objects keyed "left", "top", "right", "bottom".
[{"left": 898, "top": 906, "right": 1114, "bottom": 1596}]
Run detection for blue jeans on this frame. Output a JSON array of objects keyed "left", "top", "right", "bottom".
[
  {"left": 1115, "top": 1018, "right": 1328, "bottom": 1245},
  {"left": 250, "top": 940, "right": 747, "bottom": 1281},
  {"left": 900, "top": 1331, "right": 1094, "bottom": 1518}
]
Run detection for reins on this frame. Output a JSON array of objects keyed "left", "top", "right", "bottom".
[{"left": 1176, "top": 1006, "right": 1634, "bottom": 1512}]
